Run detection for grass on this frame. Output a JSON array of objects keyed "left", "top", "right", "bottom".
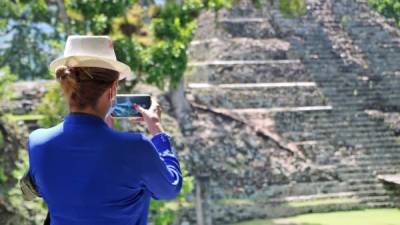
[
  {"left": 286, "top": 197, "right": 359, "bottom": 207},
  {"left": 232, "top": 208, "right": 400, "bottom": 225}
]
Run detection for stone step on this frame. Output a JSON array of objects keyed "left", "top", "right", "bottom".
[
  {"left": 364, "top": 201, "right": 397, "bottom": 208},
  {"left": 340, "top": 168, "right": 400, "bottom": 180},
  {"left": 346, "top": 153, "right": 400, "bottom": 161},
  {"left": 360, "top": 145, "right": 400, "bottom": 152},
  {"left": 274, "top": 109, "right": 369, "bottom": 118},
  {"left": 354, "top": 149, "right": 400, "bottom": 156},
  {"left": 343, "top": 159, "right": 400, "bottom": 168},
  {"left": 200, "top": 106, "right": 334, "bottom": 114},
  {"left": 345, "top": 183, "right": 385, "bottom": 192},
  {"left": 226, "top": 5, "right": 266, "bottom": 18},
  {"left": 264, "top": 190, "right": 390, "bottom": 204},
  {"left": 187, "top": 77, "right": 399, "bottom": 92},
  {"left": 359, "top": 195, "right": 393, "bottom": 203},
  {"left": 188, "top": 59, "right": 301, "bottom": 66},
  {"left": 189, "top": 38, "right": 290, "bottom": 61},
  {"left": 338, "top": 166, "right": 399, "bottom": 175},
  {"left": 282, "top": 132, "right": 399, "bottom": 143},
  {"left": 259, "top": 181, "right": 390, "bottom": 199},
  {"left": 187, "top": 82, "right": 317, "bottom": 89},
  {"left": 325, "top": 95, "right": 400, "bottom": 103},
  {"left": 284, "top": 121, "right": 386, "bottom": 131},
  {"left": 307, "top": 126, "right": 392, "bottom": 134},
  {"left": 324, "top": 87, "right": 399, "bottom": 93},
  {"left": 265, "top": 191, "right": 357, "bottom": 204},
  {"left": 187, "top": 86, "right": 327, "bottom": 109},
  {"left": 250, "top": 181, "right": 345, "bottom": 199},
  {"left": 278, "top": 121, "right": 387, "bottom": 133},
  {"left": 277, "top": 117, "right": 386, "bottom": 128},
  {"left": 296, "top": 145, "right": 400, "bottom": 161},
  {"left": 347, "top": 178, "right": 380, "bottom": 185},
  {"left": 282, "top": 126, "right": 393, "bottom": 136},
  {"left": 186, "top": 60, "right": 307, "bottom": 84},
  {"left": 218, "top": 17, "right": 276, "bottom": 39},
  {"left": 302, "top": 121, "right": 387, "bottom": 129},
  {"left": 321, "top": 89, "right": 400, "bottom": 99},
  {"left": 360, "top": 144, "right": 400, "bottom": 151},
  {"left": 278, "top": 122, "right": 384, "bottom": 133}
]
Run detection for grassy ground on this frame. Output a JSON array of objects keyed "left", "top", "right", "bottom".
[{"left": 232, "top": 208, "right": 400, "bottom": 225}]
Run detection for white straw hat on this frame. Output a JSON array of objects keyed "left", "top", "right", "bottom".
[{"left": 49, "top": 35, "right": 133, "bottom": 80}]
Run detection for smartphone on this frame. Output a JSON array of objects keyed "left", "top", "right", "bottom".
[{"left": 111, "top": 94, "right": 151, "bottom": 118}]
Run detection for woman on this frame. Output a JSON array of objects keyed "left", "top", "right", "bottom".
[{"left": 21, "top": 35, "right": 183, "bottom": 225}]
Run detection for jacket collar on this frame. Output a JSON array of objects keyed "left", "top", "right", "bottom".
[{"left": 64, "top": 112, "right": 108, "bottom": 128}]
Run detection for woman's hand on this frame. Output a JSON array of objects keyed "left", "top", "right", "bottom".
[{"left": 132, "top": 97, "right": 164, "bottom": 135}]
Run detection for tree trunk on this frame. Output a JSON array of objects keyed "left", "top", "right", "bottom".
[
  {"left": 168, "top": 77, "right": 191, "bottom": 123},
  {"left": 56, "top": 0, "right": 70, "bottom": 35}
]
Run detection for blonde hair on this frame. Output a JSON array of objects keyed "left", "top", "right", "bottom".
[{"left": 55, "top": 66, "right": 119, "bottom": 109}]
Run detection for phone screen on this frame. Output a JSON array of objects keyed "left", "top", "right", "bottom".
[{"left": 111, "top": 94, "right": 151, "bottom": 117}]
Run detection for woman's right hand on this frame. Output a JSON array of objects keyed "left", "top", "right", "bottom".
[{"left": 131, "top": 97, "right": 164, "bottom": 136}]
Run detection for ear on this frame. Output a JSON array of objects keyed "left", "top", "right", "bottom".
[
  {"left": 108, "top": 85, "right": 113, "bottom": 100},
  {"left": 109, "top": 81, "right": 117, "bottom": 99}
]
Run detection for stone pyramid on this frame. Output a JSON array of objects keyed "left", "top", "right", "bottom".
[{"left": 179, "top": 0, "right": 400, "bottom": 223}]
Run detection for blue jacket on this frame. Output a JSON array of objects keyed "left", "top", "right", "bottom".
[{"left": 27, "top": 112, "right": 183, "bottom": 225}]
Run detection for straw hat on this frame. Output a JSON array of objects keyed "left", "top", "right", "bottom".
[{"left": 49, "top": 35, "right": 133, "bottom": 80}]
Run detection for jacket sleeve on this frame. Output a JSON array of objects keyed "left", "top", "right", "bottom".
[{"left": 138, "top": 132, "right": 183, "bottom": 200}]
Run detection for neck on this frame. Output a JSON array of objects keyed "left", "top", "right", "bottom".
[{"left": 70, "top": 106, "right": 106, "bottom": 119}]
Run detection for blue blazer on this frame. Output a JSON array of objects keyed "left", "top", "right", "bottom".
[{"left": 27, "top": 112, "right": 183, "bottom": 225}]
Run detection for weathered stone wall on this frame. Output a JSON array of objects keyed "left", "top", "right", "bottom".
[{"left": 182, "top": 0, "right": 400, "bottom": 224}]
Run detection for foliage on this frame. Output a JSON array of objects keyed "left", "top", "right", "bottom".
[
  {"left": 66, "top": 0, "right": 136, "bottom": 34},
  {"left": 279, "top": 0, "right": 307, "bottom": 18},
  {"left": 0, "top": 68, "right": 47, "bottom": 224},
  {"left": 5, "top": 149, "right": 47, "bottom": 225},
  {"left": 149, "top": 162, "right": 194, "bottom": 225},
  {"left": 0, "top": 67, "right": 17, "bottom": 103},
  {"left": 0, "top": 67, "right": 16, "bottom": 184},
  {"left": 34, "top": 84, "right": 68, "bottom": 128},
  {"left": 0, "top": 0, "right": 59, "bottom": 80},
  {"left": 369, "top": 0, "right": 400, "bottom": 27},
  {"left": 0, "top": 0, "right": 235, "bottom": 89}
]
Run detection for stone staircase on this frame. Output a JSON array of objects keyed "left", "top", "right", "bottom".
[{"left": 180, "top": 0, "right": 400, "bottom": 224}]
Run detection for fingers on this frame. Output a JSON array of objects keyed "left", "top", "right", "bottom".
[
  {"left": 150, "top": 96, "right": 159, "bottom": 110},
  {"left": 133, "top": 103, "right": 146, "bottom": 114},
  {"left": 150, "top": 97, "right": 162, "bottom": 115},
  {"left": 131, "top": 117, "right": 144, "bottom": 124}
]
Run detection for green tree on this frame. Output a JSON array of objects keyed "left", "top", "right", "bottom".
[
  {"left": 279, "top": 0, "right": 306, "bottom": 17},
  {"left": 0, "top": 0, "right": 62, "bottom": 80},
  {"left": 34, "top": 83, "right": 68, "bottom": 128},
  {"left": 369, "top": 0, "right": 400, "bottom": 27}
]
